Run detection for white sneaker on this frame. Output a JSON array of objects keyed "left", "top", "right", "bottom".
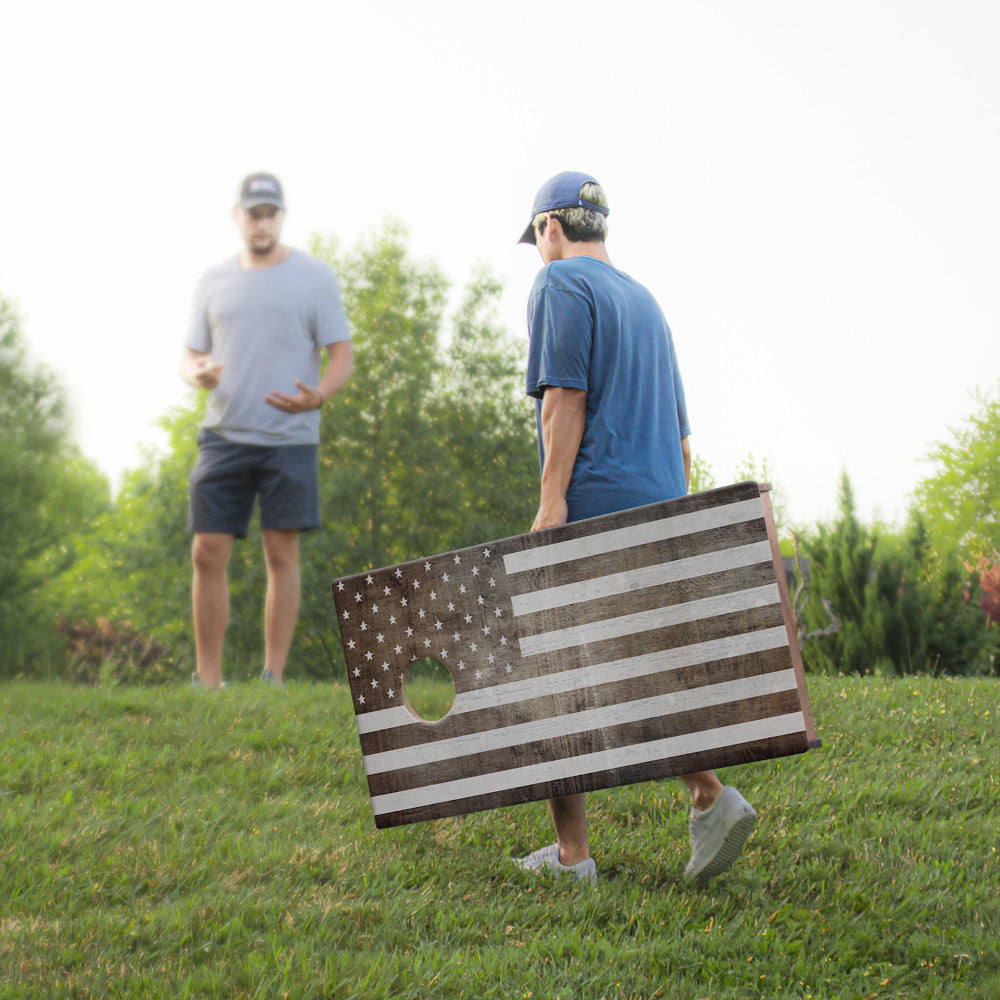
[
  {"left": 514, "top": 843, "right": 597, "bottom": 884},
  {"left": 684, "top": 786, "right": 757, "bottom": 886}
]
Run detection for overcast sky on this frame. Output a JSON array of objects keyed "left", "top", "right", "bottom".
[{"left": 2, "top": 0, "right": 997, "bottom": 529}]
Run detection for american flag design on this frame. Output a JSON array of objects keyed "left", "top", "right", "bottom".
[{"left": 332, "top": 482, "right": 817, "bottom": 828}]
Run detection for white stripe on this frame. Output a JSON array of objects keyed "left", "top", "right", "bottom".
[
  {"left": 363, "top": 670, "right": 798, "bottom": 775},
  {"left": 353, "top": 625, "right": 791, "bottom": 736},
  {"left": 454, "top": 625, "right": 789, "bottom": 715},
  {"left": 510, "top": 540, "right": 773, "bottom": 617},
  {"left": 371, "top": 712, "right": 806, "bottom": 815},
  {"left": 518, "top": 584, "right": 781, "bottom": 657},
  {"left": 503, "top": 497, "right": 764, "bottom": 575},
  {"left": 354, "top": 704, "right": 416, "bottom": 734}
]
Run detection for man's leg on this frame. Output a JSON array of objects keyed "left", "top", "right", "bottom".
[
  {"left": 261, "top": 528, "right": 301, "bottom": 682},
  {"left": 192, "top": 532, "right": 235, "bottom": 688},
  {"left": 515, "top": 792, "right": 597, "bottom": 882},
  {"left": 547, "top": 794, "right": 591, "bottom": 865},
  {"left": 679, "top": 769, "right": 725, "bottom": 809}
]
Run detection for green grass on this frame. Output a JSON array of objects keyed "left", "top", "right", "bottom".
[{"left": 0, "top": 674, "right": 996, "bottom": 999}]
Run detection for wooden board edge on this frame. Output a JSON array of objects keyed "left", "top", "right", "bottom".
[{"left": 758, "top": 485, "right": 820, "bottom": 747}]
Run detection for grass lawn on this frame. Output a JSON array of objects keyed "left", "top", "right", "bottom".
[{"left": 0, "top": 673, "right": 996, "bottom": 999}]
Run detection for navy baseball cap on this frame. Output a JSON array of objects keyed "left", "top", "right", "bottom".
[
  {"left": 238, "top": 172, "right": 285, "bottom": 210},
  {"left": 518, "top": 170, "right": 609, "bottom": 244}
]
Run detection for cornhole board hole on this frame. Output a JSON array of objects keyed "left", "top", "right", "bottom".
[{"left": 332, "top": 482, "right": 818, "bottom": 829}]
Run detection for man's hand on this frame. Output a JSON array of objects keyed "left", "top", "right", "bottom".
[
  {"left": 190, "top": 355, "right": 223, "bottom": 390},
  {"left": 532, "top": 498, "right": 569, "bottom": 532},
  {"left": 264, "top": 380, "right": 324, "bottom": 413}
]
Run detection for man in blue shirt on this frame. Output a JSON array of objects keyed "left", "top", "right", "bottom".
[{"left": 515, "top": 171, "right": 756, "bottom": 886}]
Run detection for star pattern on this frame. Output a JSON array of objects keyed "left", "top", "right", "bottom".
[{"left": 336, "top": 546, "right": 519, "bottom": 711}]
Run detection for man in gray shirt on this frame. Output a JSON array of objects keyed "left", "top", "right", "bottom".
[{"left": 181, "top": 172, "right": 353, "bottom": 688}]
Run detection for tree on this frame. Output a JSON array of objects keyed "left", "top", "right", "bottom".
[
  {"left": 687, "top": 453, "right": 717, "bottom": 495},
  {"left": 732, "top": 453, "right": 789, "bottom": 536},
  {"left": 435, "top": 262, "right": 539, "bottom": 545},
  {"left": 308, "top": 223, "right": 454, "bottom": 574},
  {"left": 914, "top": 381, "right": 1000, "bottom": 562},
  {"left": 0, "top": 294, "right": 111, "bottom": 676},
  {"left": 688, "top": 452, "right": 788, "bottom": 537}
]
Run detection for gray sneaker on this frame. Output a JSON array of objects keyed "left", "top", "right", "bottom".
[
  {"left": 260, "top": 669, "right": 286, "bottom": 688},
  {"left": 514, "top": 843, "right": 597, "bottom": 884},
  {"left": 191, "top": 672, "right": 226, "bottom": 689},
  {"left": 684, "top": 786, "right": 757, "bottom": 886}
]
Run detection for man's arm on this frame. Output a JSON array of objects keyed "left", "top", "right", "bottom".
[
  {"left": 180, "top": 348, "right": 223, "bottom": 391},
  {"left": 681, "top": 436, "right": 691, "bottom": 491},
  {"left": 317, "top": 340, "right": 354, "bottom": 402},
  {"left": 265, "top": 340, "right": 354, "bottom": 413},
  {"left": 533, "top": 386, "right": 587, "bottom": 531}
]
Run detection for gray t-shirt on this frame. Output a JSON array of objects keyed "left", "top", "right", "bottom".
[{"left": 186, "top": 249, "right": 351, "bottom": 445}]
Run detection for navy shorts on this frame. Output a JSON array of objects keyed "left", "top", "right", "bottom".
[{"left": 187, "top": 429, "right": 321, "bottom": 538}]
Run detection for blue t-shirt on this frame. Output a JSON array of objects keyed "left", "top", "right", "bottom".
[{"left": 525, "top": 256, "right": 690, "bottom": 522}]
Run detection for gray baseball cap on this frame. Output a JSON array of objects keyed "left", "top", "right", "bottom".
[{"left": 238, "top": 172, "right": 285, "bottom": 210}]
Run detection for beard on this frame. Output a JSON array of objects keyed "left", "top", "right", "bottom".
[{"left": 249, "top": 237, "right": 277, "bottom": 256}]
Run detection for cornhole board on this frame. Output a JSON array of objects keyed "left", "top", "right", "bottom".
[{"left": 332, "top": 482, "right": 818, "bottom": 829}]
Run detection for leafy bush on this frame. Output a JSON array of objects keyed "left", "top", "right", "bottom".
[
  {"left": 798, "top": 472, "right": 999, "bottom": 676},
  {"left": 57, "top": 617, "right": 179, "bottom": 685}
]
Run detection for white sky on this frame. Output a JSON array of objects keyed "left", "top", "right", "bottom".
[{"left": 2, "top": 0, "right": 997, "bottom": 529}]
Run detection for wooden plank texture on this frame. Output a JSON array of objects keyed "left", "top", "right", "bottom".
[{"left": 331, "top": 482, "right": 818, "bottom": 828}]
